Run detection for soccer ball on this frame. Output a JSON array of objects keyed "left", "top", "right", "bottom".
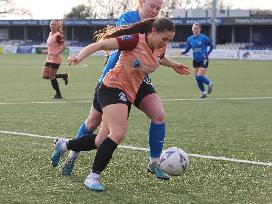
[{"left": 160, "top": 147, "right": 189, "bottom": 176}]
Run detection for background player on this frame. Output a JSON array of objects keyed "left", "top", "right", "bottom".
[
  {"left": 182, "top": 23, "right": 214, "bottom": 98},
  {"left": 42, "top": 20, "right": 68, "bottom": 99}
]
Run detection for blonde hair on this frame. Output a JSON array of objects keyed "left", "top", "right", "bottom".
[{"left": 57, "top": 20, "right": 63, "bottom": 34}]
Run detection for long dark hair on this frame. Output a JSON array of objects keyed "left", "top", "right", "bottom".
[{"left": 94, "top": 17, "right": 175, "bottom": 42}]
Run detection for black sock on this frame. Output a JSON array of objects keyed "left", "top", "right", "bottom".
[
  {"left": 92, "top": 137, "right": 118, "bottom": 174},
  {"left": 50, "top": 79, "right": 61, "bottom": 95},
  {"left": 56, "top": 74, "right": 65, "bottom": 79},
  {"left": 67, "top": 134, "right": 97, "bottom": 151}
]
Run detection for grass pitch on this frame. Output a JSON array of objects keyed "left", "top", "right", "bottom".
[{"left": 0, "top": 54, "right": 272, "bottom": 203}]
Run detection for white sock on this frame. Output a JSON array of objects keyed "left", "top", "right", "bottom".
[
  {"left": 60, "top": 139, "right": 68, "bottom": 152},
  {"left": 68, "top": 151, "right": 79, "bottom": 159},
  {"left": 150, "top": 157, "right": 160, "bottom": 164}
]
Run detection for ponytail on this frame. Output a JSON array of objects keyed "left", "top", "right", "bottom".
[
  {"left": 57, "top": 20, "right": 63, "bottom": 34},
  {"left": 94, "top": 18, "right": 155, "bottom": 42},
  {"left": 94, "top": 17, "right": 175, "bottom": 42}
]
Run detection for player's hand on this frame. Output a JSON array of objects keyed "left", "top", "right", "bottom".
[
  {"left": 173, "top": 64, "right": 190, "bottom": 75},
  {"left": 68, "top": 55, "right": 80, "bottom": 66}
]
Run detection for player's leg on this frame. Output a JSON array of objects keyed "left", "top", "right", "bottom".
[
  {"left": 56, "top": 73, "right": 69, "bottom": 85},
  {"left": 194, "top": 67, "right": 206, "bottom": 98},
  {"left": 42, "top": 64, "right": 50, "bottom": 79},
  {"left": 134, "top": 80, "right": 170, "bottom": 180},
  {"left": 51, "top": 132, "right": 98, "bottom": 168},
  {"left": 197, "top": 61, "right": 213, "bottom": 95},
  {"left": 62, "top": 85, "right": 103, "bottom": 175},
  {"left": 85, "top": 86, "right": 129, "bottom": 191},
  {"left": 48, "top": 64, "right": 62, "bottom": 99}
]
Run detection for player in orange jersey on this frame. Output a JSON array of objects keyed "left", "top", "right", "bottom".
[
  {"left": 42, "top": 20, "right": 68, "bottom": 99},
  {"left": 51, "top": 18, "right": 190, "bottom": 191},
  {"left": 61, "top": 0, "right": 172, "bottom": 179}
]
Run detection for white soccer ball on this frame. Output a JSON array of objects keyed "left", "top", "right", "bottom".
[{"left": 160, "top": 147, "right": 189, "bottom": 176}]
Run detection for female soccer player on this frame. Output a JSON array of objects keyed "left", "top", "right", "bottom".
[
  {"left": 182, "top": 23, "right": 214, "bottom": 98},
  {"left": 42, "top": 20, "right": 68, "bottom": 99},
  {"left": 51, "top": 17, "right": 190, "bottom": 191},
  {"left": 61, "top": 0, "right": 176, "bottom": 180}
]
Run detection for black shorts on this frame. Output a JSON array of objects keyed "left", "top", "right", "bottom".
[
  {"left": 93, "top": 77, "right": 156, "bottom": 112},
  {"left": 97, "top": 84, "right": 132, "bottom": 115},
  {"left": 92, "top": 83, "right": 103, "bottom": 113},
  {"left": 133, "top": 77, "right": 156, "bottom": 108},
  {"left": 193, "top": 59, "right": 209, "bottom": 68},
  {"left": 44, "top": 62, "right": 60, "bottom": 69}
]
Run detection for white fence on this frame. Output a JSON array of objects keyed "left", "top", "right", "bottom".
[
  {"left": 166, "top": 48, "right": 272, "bottom": 61},
  {"left": 1, "top": 45, "right": 272, "bottom": 61}
]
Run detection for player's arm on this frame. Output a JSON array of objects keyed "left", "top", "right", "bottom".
[
  {"left": 206, "top": 38, "right": 214, "bottom": 57},
  {"left": 57, "top": 34, "right": 66, "bottom": 55},
  {"left": 68, "top": 34, "right": 139, "bottom": 66},
  {"left": 68, "top": 39, "right": 119, "bottom": 65},
  {"left": 159, "top": 56, "right": 190, "bottom": 76},
  {"left": 181, "top": 39, "right": 191, "bottom": 55}
]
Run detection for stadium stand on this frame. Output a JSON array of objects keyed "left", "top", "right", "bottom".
[{"left": 0, "top": 9, "right": 271, "bottom": 50}]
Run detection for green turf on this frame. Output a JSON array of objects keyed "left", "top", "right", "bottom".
[{"left": 0, "top": 54, "right": 272, "bottom": 203}]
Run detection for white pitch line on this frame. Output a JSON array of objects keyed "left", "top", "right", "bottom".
[
  {"left": 162, "top": 96, "right": 272, "bottom": 101},
  {"left": 0, "top": 130, "right": 272, "bottom": 167},
  {"left": 0, "top": 100, "right": 91, "bottom": 105},
  {"left": 1, "top": 96, "right": 272, "bottom": 105}
]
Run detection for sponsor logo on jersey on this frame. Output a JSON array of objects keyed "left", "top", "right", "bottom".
[{"left": 133, "top": 59, "right": 141, "bottom": 68}]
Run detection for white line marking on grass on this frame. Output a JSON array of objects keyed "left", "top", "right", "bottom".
[
  {"left": 1, "top": 96, "right": 272, "bottom": 105},
  {"left": 162, "top": 96, "right": 272, "bottom": 101},
  {"left": 1, "top": 130, "right": 272, "bottom": 167},
  {"left": 0, "top": 100, "right": 91, "bottom": 105}
]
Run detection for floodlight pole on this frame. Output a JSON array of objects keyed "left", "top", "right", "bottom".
[{"left": 211, "top": 0, "right": 217, "bottom": 47}]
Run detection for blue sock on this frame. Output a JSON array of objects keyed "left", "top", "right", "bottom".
[
  {"left": 76, "top": 122, "right": 93, "bottom": 139},
  {"left": 148, "top": 122, "right": 166, "bottom": 159},
  {"left": 198, "top": 75, "right": 210, "bottom": 85},
  {"left": 196, "top": 76, "right": 205, "bottom": 92}
]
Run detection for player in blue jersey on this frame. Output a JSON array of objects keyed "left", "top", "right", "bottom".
[
  {"left": 182, "top": 23, "right": 214, "bottom": 98},
  {"left": 60, "top": 0, "right": 172, "bottom": 180}
]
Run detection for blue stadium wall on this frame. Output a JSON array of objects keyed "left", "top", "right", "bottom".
[{"left": 0, "top": 17, "right": 272, "bottom": 46}]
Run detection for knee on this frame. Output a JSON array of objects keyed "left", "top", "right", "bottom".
[
  {"left": 110, "top": 126, "right": 127, "bottom": 144},
  {"left": 150, "top": 111, "right": 165, "bottom": 124}
]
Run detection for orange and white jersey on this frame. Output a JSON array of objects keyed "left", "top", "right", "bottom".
[
  {"left": 46, "top": 31, "right": 64, "bottom": 64},
  {"left": 103, "top": 33, "right": 166, "bottom": 103}
]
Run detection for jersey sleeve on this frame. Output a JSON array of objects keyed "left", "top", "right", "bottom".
[
  {"left": 159, "top": 46, "right": 167, "bottom": 59},
  {"left": 56, "top": 34, "right": 64, "bottom": 45},
  {"left": 116, "top": 11, "right": 139, "bottom": 26},
  {"left": 116, "top": 34, "right": 139, "bottom": 51},
  {"left": 205, "top": 36, "right": 212, "bottom": 45},
  {"left": 116, "top": 15, "right": 132, "bottom": 26}
]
